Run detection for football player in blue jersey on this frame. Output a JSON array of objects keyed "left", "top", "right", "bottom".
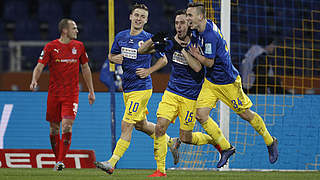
[
  {"left": 94, "top": 3, "right": 179, "bottom": 175},
  {"left": 186, "top": 2, "right": 278, "bottom": 166},
  {"left": 139, "top": 9, "right": 233, "bottom": 177}
]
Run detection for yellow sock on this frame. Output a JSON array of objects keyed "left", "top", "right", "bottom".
[
  {"left": 191, "top": 132, "right": 213, "bottom": 145},
  {"left": 150, "top": 133, "right": 155, "bottom": 139},
  {"left": 249, "top": 113, "right": 273, "bottom": 145},
  {"left": 166, "top": 134, "right": 174, "bottom": 147},
  {"left": 108, "top": 138, "right": 130, "bottom": 167},
  {"left": 154, "top": 135, "right": 167, "bottom": 174},
  {"left": 151, "top": 133, "right": 173, "bottom": 148},
  {"left": 201, "top": 117, "right": 231, "bottom": 150}
]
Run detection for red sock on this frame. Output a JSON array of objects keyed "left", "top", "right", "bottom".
[
  {"left": 50, "top": 134, "right": 60, "bottom": 162},
  {"left": 215, "top": 144, "right": 222, "bottom": 153},
  {"left": 57, "top": 132, "right": 72, "bottom": 162}
]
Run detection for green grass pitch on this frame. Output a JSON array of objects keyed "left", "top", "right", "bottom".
[{"left": 0, "top": 168, "right": 319, "bottom": 180}]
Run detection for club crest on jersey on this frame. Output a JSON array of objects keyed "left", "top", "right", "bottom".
[
  {"left": 138, "top": 41, "right": 144, "bottom": 47},
  {"left": 72, "top": 47, "right": 77, "bottom": 54},
  {"left": 128, "top": 39, "right": 134, "bottom": 44}
]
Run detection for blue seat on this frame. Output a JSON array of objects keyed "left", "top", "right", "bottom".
[
  {"left": 3, "top": 0, "right": 29, "bottom": 21},
  {"left": 37, "top": 0, "right": 63, "bottom": 22},
  {"left": 14, "top": 19, "right": 41, "bottom": 40},
  {"left": 22, "top": 47, "right": 42, "bottom": 70},
  {"left": 78, "top": 20, "right": 107, "bottom": 41},
  {"left": 70, "top": 0, "right": 97, "bottom": 23},
  {"left": 0, "top": 21, "right": 8, "bottom": 40}
]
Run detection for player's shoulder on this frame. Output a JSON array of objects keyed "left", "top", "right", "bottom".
[
  {"left": 71, "top": 40, "right": 84, "bottom": 46},
  {"left": 116, "top": 29, "right": 130, "bottom": 37},
  {"left": 44, "top": 39, "right": 59, "bottom": 49},
  {"left": 204, "top": 19, "right": 219, "bottom": 39},
  {"left": 140, "top": 30, "right": 153, "bottom": 39}
]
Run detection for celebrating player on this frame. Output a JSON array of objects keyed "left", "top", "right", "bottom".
[
  {"left": 94, "top": 3, "right": 179, "bottom": 175},
  {"left": 30, "top": 18, "right": 95, "bottom": 171},
  {"left": 139, "top": 9, "right": 233, "bottom": 177},
  {"left": 186, "top": 2, "right": 278, "bottom": 165}
]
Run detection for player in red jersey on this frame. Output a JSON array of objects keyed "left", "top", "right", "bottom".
[{"left": 30, "top": 18, "right": 95, "bottom": 171}]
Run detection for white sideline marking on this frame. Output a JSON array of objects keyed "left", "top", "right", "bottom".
[{"left": 0, "top": 104, "right": 14, "bottom": 149}]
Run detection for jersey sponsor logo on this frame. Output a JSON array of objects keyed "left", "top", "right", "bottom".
[
  {"left": 0, "top": 149, "right": 96, "bottom": 168},
  {"left": 55, "top": 59, "right": 77, "bottom": 63},
  {"left": 72, "top": 47, "right": 77, "bottom": 54},
  {"left": 121, "top": 47, "right": 137, "bottom": 59},
  {"left": 205, "top": 43, "right": 212, "bottom": 54},
  {"left": 172, "top": 52, "right": 188, "bottom": 65},
  {"left": 39, "top": 50, "right": 44, "bottom": 60}
]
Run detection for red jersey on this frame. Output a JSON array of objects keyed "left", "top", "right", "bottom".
[{"left": 38, "top": 39, "right": 89, "bottom": 97}]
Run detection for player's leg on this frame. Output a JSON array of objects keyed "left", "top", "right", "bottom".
[
  {"left": 46, "top": 95, "right": 61, "bottom": 165},
  {"left": 239, "top": 109, "right": 278, "bottom": 163},
  {"left": 148, "top": 117, "right": 171, "bottom": 177},
  {"left": 95, "top": 120, "right": 134, "bottom": 175},
  {"left": 150, "top": 90, "right": 181, "bottom": 165},
  {"left": 95, "top": 90, "right": 149, "bottom": 174},
  {"left": 55, "top": 96, "right": 78, "bottom": 170},
  {"left": 219, "top": 76, "right": 278, "bottom": 163},
  {"left": 57, "top": 118, "right": 74, "bottom": 163},
  {"left": 180, "top": 130, "right": 222, "bottom": 153},
  {"left": 49, "top": 122, "right": 60, "bottom": 161},
  {"left": 178, "top": 96, "right": 222, "bottom": 152},
  {"left": 195, "top": 79, "right": 235, "bottom": 168}
]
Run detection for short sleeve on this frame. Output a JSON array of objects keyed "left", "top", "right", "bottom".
[
  {"left": 203, "top": 33, "right": 217, "bottom": 59},
  {"left": 79, "top": 44, "right": 89, "bottom": 64},
  {"left": 38, "top": 44, "right": 51, "bottom": 66},
  {"left": 110, "top": 33, "right": 121, "bottom": 54}
]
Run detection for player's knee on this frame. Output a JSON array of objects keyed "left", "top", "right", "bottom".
[
  {"left": 195, "top": 112, "right": 206, "bottom": 124},
  {"left": 62, "top": 123, "right": 72, "bottom": 133},
  {"left": 180, "top": 136, "right": 192, "bottom": 144},
  {"left": 49, "top": 123, "right": 60, "bottom": 135},
  {"left": 134, "top": 123, "right": 144, "bottom": 131},
  {"left": 239, "top": 109, "right": 254, "bottom": 122},
  {"left": 155, "top": 124, "right": 166, "bottom": 136}
]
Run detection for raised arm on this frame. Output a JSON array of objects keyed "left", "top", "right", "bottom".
[
  {"left": 81, "top": 63, "right": 95, "bottom": 105},
  {"left": 138, "top": 39, "right": 156, "bottom": 54},
  {"left": 30, "top": 63, "right": 45, "bottom": 91}
]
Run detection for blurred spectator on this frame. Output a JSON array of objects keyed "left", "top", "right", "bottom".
[
  {"left": 100, "top": 59, "right": 123, "bottom": 92},
  {"left": 241, "top": 38, "right": 287, "bottom": 94}
]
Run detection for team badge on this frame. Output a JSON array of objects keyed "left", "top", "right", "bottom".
[
  {"left": 138, "top": 40, "right": 144, "bottom": 47},
  {"left": 72, "top": 47, "right": 77, "bottom": 54}
]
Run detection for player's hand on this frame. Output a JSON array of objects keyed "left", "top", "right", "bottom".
[
  {"left": 188, "top": 43, "right": 201, "bottom": 58},
  {"left": 154, "top": 41, "right": 168, "bottom": 52},
  {"left": 151, "top": 31, "right": 168, "bottom": 42},
  {"left": 136, "top": 68, "right": 151, "bottom": 78},
  {"left": 88, "top": 92, "right": 95, "bottom": 105},
  {"left": 111, "top": 54, "right": 124, "bottom": 64},
  {"left": 30, "top": 81, "right": 38, "bottom": 91}
]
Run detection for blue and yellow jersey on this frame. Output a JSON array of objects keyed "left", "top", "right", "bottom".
[
  {"left": 111, "top": 29, "right": 163, "bottom": 92},
  {"left": 164, "top": 46, "right": 204, "bottom": 100},
  {"left": 192, "top": 19, "right": 238, "bottom": 85}
]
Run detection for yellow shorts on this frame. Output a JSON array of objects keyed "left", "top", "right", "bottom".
[
  {"left": 196, "top": 76, "right": 252, "bottom": 114},
  {"left": 123, "top": 89, "right": 152, "bottom": 124},
  {"left": 157, "top": 90, "right": 196, "bottom": 131}
]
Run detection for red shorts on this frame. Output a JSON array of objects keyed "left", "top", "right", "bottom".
[{"left": 46, "top": 95, "right": 79, "bottom": 122}]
